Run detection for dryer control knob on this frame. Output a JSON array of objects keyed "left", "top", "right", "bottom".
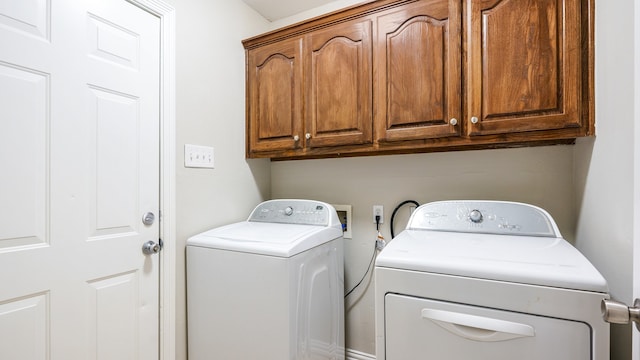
[
  {"left": 284, "top": 206, "right": 294, "bottom": 216},
  {"left": 469, "top": 209, "right": 483, "bottom": 223}
]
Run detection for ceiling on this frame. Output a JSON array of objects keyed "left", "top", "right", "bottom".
[{"left": 241, "top": 0, "right": 338, "bottom": 21}]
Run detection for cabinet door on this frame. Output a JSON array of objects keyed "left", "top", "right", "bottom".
[
  {"left": 306, "top": 20, "right": 373, "bottom": 148},
  {"left": 466, "top": 0, "right": 582, "bottom": 136},
  {"left": 246, "top": 38, "right": 303, "bottom": 154},
  {"left": 375, "top": 0, "right": 462, "bottom": 143}
]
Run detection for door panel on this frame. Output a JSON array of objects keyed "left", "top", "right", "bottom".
[
  {"left": 0, "top": 293, "right": 49, "bottom": 360},
  {"left": 87, "top": 272, "right": 139, "bottom": 360},
  {"left": 0, "top": 63, "right": 48, "bottom": 249},
  {"left": 0, "top": 0, "right": 160, "bottom": 359},
  {"left": 88, "top": 14, "right": 140, "bottom": 70},
  {"left": 0, "top": 0, "right": 49, "bottom": 40},
  {"left": 88, "top": 87, "right": 140, "bottom": 239}
]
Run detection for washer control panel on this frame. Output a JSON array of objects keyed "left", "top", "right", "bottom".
[
  {"left": 407, "top": 200, "right": 560, "bottom": 237},
  {"left": 248, "top": 199, "right": 339, "bottom": 226}
]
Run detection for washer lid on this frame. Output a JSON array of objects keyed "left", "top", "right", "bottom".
[
  {"left": 187, "top": 221, "right": 342, "bottom": 257},
  {"left": 187, "top": 199, "right": 343, "bottom": 257},
  {"left": 376, "top": 230, "right": 608, "bottom": 293}
]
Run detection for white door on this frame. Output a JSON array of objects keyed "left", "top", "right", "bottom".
[{"left": 0, "top": 0, "right": 161, "bottom": 359}]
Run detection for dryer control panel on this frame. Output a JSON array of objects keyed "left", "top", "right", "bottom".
[
  {"left": 407, "top": 200, "right": 561, "bottom": 238},
  {"left": 248, "top": 199, "right": 340, "bottom": 227}
]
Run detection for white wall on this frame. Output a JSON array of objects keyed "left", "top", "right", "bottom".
[
  {"left": 271, "top": 146, "right": 576, "bottom": 354},
  {"left": 574, "top": 0, "right": 636, "bottom": 359},
  {"left": 163, "top": 1, "right": 272, "bottom": 359}
]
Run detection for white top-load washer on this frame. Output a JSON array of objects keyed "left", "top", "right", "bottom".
[
  {"left": 187, "top": 199, "right": 344, "bottom": 360},
  {"left": 375, "top": 200, "right": 609, "bottom": 360}
]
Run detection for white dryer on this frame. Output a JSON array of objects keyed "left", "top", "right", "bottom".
[
  {"left": 375, "top": 200, "right": 609, "bottom": 360},
  {"left": 187, "top": 199, "right": 344, "bottom": 360}
]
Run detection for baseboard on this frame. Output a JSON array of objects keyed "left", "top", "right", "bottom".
[{"left": 346, "top": 348, "right": 376, "bottom": 360}]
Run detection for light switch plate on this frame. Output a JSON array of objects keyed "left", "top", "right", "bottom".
[{"left": 185, "top": 144, "right": 214, "bottom": 168}]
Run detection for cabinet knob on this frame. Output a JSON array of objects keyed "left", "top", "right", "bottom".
[
  {"left": 449, "top": 118, "right": 458, "bottom": 126},
  {"left": 470, "top": 116, "right": 479, "bottom": 124},
  {"left": 305, "top": 133, "right": 311, "bottom": 140},
  {"left": 293, "top": 135, "right": 300, "bottom": 141}
]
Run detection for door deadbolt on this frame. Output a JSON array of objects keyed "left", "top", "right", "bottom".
[{"left": 142, "top": 212, "right": 155, "bottom": 225}]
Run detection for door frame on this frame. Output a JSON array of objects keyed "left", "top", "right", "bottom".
[
  {"left": 125, "top": 1, "right": 176, "bottom": 359},
  {"left": 633, "top": 0, "right": 640, "bottom": 357}
]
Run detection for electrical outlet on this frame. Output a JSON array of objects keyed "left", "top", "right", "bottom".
[
  {"left": 185, "top": 144, "right": 214, "bottom": 168},
  {"left": 373, "top": 205, "right": 384, "bottom": 224}
]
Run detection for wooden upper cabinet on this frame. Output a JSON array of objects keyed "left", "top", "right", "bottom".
[
  {"left": 243, "top": 0, "right": 593, "bottom": 159},
  {"left": 306, "top": 20, "right": 373, "bottom": 148},
  {"left": 246, "top": 38, "right": 303, "bottom": 154},
  {"left": 465, "top": 0, "right": 585, "bottom": 136},
  {"left": 375, "top": 0, "right": 462, "bottom": 143}
]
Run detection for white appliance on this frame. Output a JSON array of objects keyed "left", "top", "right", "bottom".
[
  {"left": 187, "top": 199, "right": 344, "bottom": 360},
  {"left": 375, "top": 200, "right": 609, "bottom": 360}
]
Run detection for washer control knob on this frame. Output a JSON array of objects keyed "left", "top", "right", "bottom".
[
  {"left": 469, "top": 209, "right": 483, "bottom": 223},
  {"left": 284, "top": 206, "right": 294, "bottom": 216}
]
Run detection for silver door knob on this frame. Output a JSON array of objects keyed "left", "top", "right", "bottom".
[
  {"left": 142, "top": 240, "right": 160, "bottom": 255},
  {"left": 602, "top": 298, "right": 640, "bottom": 331},
  {"left": 449, "top": 118, "right": 458, "bottom": 126},
  {"left": 293, "top": 135, "right": 300, "bottom": 141},
  {"left": 305, "top": 133, "right": 311, "bottom": 140},
  {"left": 470, "top": 116, "right": 479, "bottom": 124}
]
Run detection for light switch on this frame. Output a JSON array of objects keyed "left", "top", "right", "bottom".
[{"left": 185, "top": 144, "right": 214, "bottom": 168}]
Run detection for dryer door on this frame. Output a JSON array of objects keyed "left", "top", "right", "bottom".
[{"left": 385, "top": 294, "right": 591, "bottom": 359}]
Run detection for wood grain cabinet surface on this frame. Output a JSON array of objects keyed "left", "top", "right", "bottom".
[
  {"left": 375, "top": 0, "right": 462, "bottom": 144},
  {"left": 306, "top": 20, "right": 373, "bottom": 149},
  {"left": 243, "top": 0, "right": 594, "bottom": 160},
  {"left": 246, "top": 37, "right": 303, "bottom": 153}
]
